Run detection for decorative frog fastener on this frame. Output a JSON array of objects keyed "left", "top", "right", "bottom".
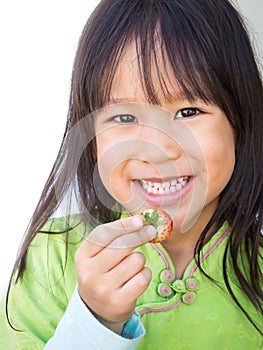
[{"left": 157, "top": 270, "right": 199, "bottom": 304}]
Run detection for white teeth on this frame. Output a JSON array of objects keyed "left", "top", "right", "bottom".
[
  {"left": 176, "top": 183, "right": 182, "bottom": 190},
  {"left": 159, "top": 187, "right": 164, "bottom": 194},
  {"left": 147, "top": 186, "right": 152, "bottom": 193},
  {"left": 139, "top": 177, "right": 190, "bottom": 194},
  {"left": 164, "top": 182, "right": 170, "bottom": 189}
]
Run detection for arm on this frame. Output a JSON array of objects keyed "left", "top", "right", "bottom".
[
  {"left": 0, "top": 282, "right": 144, "bottom": 350},
  {"left": 46, "top": 215, "right": 155, "bottom": 349},
  {"left": 0, "top": 215, "right": 155, "bottom": 349},
  {"left": 74, "top": 215, "right": 156, "bottom": 334},
  {"left": 44, "top": 287, "right": 145, "bottom": 350}
]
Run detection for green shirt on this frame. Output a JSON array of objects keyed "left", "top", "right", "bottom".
[{"left": 0, "top": 216, "right": 262, "bottom": 349}]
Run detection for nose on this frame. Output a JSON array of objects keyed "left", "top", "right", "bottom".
[{"left": 133, "top": 123, "right": 183, "bottom": 164}]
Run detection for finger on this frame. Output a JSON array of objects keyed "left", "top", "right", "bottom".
[
  {"left": 82, "top": 253, "right": 147, "bottom": 298},
  {"left": 108, "top": 225, "right": 156, "bottom": 249},
  {"left": 106, "top": 252, "right": 147, "bottom": 285},
  {"left": 119, "top": 266, "right": 152, "bottom": 302},
  {"left": 88, "top": 225, "right": 155, "bottom": 272},
  {"left": 77, "top": 216, "right": 155, "bottom": 258}
]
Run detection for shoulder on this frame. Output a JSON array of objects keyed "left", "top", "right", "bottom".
[
  {"left": 0, "top": 216, "right": 91, "bottom": 345},
  {"left": 24, "top": 215, "right": 90, "bottom": 301},
  {"left": 28, "top": 215, "right": 87, "bottom": 265}
]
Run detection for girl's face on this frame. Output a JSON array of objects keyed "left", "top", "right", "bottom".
[{"left": 94, "top": 46, "right": 235, "bottom": 234}]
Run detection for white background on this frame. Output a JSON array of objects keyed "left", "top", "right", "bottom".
[{"left": 0, "top": 0, "right": 262, "bottom": 295}]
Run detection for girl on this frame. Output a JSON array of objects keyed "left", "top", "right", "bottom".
[{"left": 1, "top": 0, "right": 262, "bottom": 349}]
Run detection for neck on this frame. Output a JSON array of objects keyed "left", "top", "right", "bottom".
[{"left": 161, "top": 213, "right": 216, "bottom": 278}]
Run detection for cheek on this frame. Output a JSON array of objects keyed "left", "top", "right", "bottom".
[
  {"left": 207, "top": 145, "right": 235, "bottom": 185},
  {"left": 97, "top": 158, "right": 133, "bottom": 203},
  {"left": 96, "top": 135, "right": 133, "bottom": 202},
  {"left": 202, "top": 126, "right": 235, "bottom": 193}
]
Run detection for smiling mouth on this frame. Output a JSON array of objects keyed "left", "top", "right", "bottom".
[{"left": 138, "top": 176, "right": 191, "bottom": 195}]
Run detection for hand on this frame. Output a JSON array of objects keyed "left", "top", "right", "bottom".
[{"left": 74, "top": 215, "right": 156, "bottom": 334}]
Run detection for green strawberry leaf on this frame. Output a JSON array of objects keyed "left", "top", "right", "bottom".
[{"left": 141, "top": 210, "right": 166, "bottom": 229}]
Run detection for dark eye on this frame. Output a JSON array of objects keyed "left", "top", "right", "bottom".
[
  {"left": 175, "top": 108, "right": 201, "bottom": 119},
  {"left": 113, "top": 114, "right": 137, "bottom": 123}
]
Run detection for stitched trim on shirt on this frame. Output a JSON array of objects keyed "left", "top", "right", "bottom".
[{"left": 139, "top": 224, "right": 231, "bottom": 315}]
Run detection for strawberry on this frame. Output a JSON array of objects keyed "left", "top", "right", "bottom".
[{"left": 141, "top": 208, "right": 173, "bottom": 243}]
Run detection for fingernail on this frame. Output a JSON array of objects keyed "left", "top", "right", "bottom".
[
  {"left": 131, "top": 215, "right": 143, "bottom": 227},
  {"left": 145, "top": 224, "right": 156, "bottom": 239}
]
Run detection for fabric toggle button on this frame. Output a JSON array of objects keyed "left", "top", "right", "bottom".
[
  {"left": 172, "top": 277, "right": 198, "bottom": 304},
  {"left": 160, "top": 270, "right": 176, "bottom": 283},
  {"left": 157, "top": 270, "right": 176, "bottom": 298},
  {"left": 182, "top": 292, "right": 196, "bottom": 305},
  {"left": 172, "top": 279, "right": 186, "bottom": 293},
  {"left": 157, "top": 270, "right": 198, "bottom": 302},
  {"left": 157, "top": 283, "right": 173, "bottom": 298},
  {"left": 185, "top": 278, "right": 198, "bottom": 291}
]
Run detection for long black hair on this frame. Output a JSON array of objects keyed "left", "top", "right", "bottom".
[{"left": 9, "top": 0, "right": 263, "bottom": 333}]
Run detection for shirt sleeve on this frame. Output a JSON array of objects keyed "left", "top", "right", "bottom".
[{"left": 44, "top": 287, "right": 145, "bottom": 350}]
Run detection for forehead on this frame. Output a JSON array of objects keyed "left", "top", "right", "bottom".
[{"left": 109, "top": 42, "right": 184, "bottom": 105}]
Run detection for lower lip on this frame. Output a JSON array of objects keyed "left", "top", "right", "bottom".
[{"left": 133, "top": 177, "right": 194, "bottom": 207}]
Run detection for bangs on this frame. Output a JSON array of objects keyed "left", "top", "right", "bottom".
[
  {"left": 72, "top": 0, "right": 259, "bottom": 133},
  {"left": 77, "top": 0, "right": 230, "bottom": 112}
]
